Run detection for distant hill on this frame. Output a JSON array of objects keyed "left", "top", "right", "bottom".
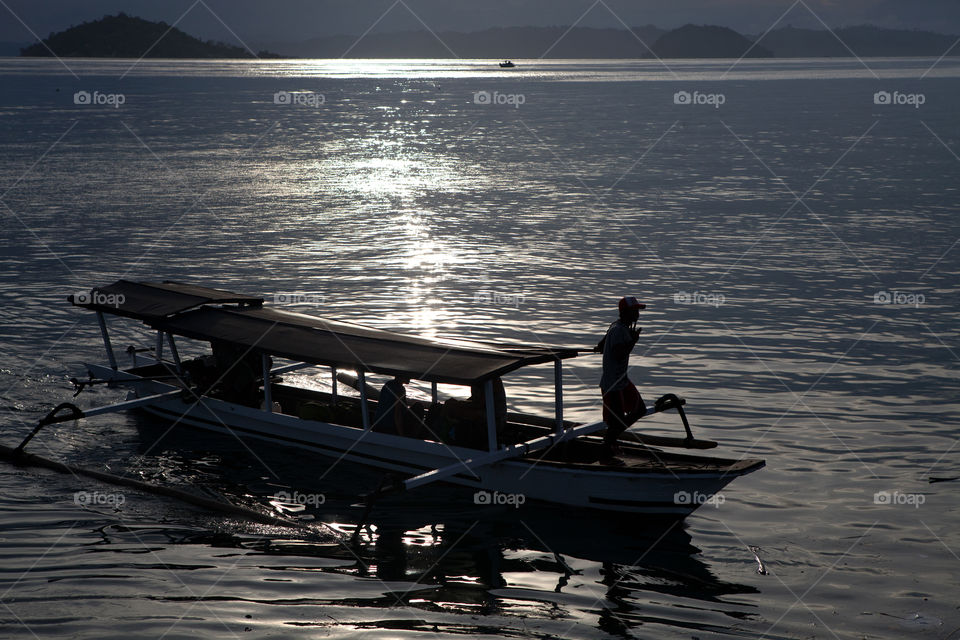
[
  {"left": 20, "top": 13, "right": 279, "bottom": 58},
  {"left": 265, "top": 25, "right": 666, "bottom": 58},
  {"left": 14, "top": 14, "right": 960, "bottom": 59},
  {"left": 760, "top": 25, "right": 960, "bottom": 57},
  {"left": 651, "top": 24, "right": 772, "bottom": 58}
]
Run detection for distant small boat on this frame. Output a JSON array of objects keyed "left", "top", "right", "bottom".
[{"left": 499, "top": 60, "right": 515, "bottom": 68}]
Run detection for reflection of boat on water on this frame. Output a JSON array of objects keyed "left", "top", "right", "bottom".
[
  {"left": 353, "top": 516, "right": 762, "bottom": 637},
  {"left": 499, "top": 60, "right": 515, "bottom": 68},
  {"left": 359, "top": 505, "right": 754, "bottom": 597},
  {"left": 124, "top": 413, "right": 762, "bottom": 637},
  {"left": 137, "top": 418, "right": 756, "bottom": 593},
  {"left": 59, "top": 280, "right": 763, "bottom": 516}
]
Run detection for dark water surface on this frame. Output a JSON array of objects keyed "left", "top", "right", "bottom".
[{"left": 1, "top": 58, "right": 959, "bottom": 638}]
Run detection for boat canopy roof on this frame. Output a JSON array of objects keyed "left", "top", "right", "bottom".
[
  {"left": 70, "top": 280, "right": 580, "bottom": 385},
  {"left": 68, "top": 279, "right": 264, "bottom": 320}
]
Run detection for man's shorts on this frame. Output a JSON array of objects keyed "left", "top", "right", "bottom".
[{"left": 602, "top": 380, "right": 644, "bottom": 424}]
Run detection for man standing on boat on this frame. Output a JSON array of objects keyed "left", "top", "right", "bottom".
[{"left": 598, "top": 296, "right": 646, "bottom": 464}]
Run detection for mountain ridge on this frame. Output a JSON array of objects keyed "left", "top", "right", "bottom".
[
  {"left": 16, "top": 14, "right": 960, "bottom": 59},
  {"left": 257, "top": 23, "right": 960, "bottom": 58}
]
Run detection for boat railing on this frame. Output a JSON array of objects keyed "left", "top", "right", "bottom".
[{"left": 95, "top": 311, "right": 578, "bottom": 455}]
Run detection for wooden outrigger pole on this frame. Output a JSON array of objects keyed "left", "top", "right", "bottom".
[{"left": 1, "top": 392, "right": 320, "bottom": 531}]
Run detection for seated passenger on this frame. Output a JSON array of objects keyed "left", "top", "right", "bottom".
[
  {"left": 372, "top": 375, "right": 410, "bottom": 436},
  {"left": 481, "top": 377, "right": 508, "bottom": 436},
  {"left": 442, "top": 378, "right": 507, "bottom": 448},
  {"left": 210, "top": 340, "right": 267, "bottom": 408}
]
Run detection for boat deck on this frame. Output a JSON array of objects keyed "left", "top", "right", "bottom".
[{"left": 126, "top": 362, "right": 763, "bottom": 477}]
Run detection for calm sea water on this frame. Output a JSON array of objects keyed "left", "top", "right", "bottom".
[{"left": 1, "top": 57, "right": 959, "bottom": 639}]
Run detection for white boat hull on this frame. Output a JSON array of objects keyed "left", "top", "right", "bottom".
[{"left": 89, "top": 363, "right": 760, "bottom": 515}]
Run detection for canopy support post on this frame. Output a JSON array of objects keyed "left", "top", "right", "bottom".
[
  {"left": 154, "top": 331, "right": 163, "bottom": 364},
  {"left": 554, "top": 358, "right": 564, "bottom": 435},
  {"left": 166, "top": 333, "right": 182, "bottom": 371},
  {"left": 331, "top": 367, "right": 338, "bottom": 402},
  {"left": 484, "top": 379, "right": 497, "bottom": 451},
  {"left": 431, "top": 382, "right": 438, "bottom": 404},
  {"left": 96, "top": 311, "right": 118, "bottom": 370},
  {"left": 261, "top": 354, "right": 273, "bottom": 413},
  {"left": 358, "top": 370, "right": 370, "bottom": 430}
]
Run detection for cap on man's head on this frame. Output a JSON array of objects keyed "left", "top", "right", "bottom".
[{"left": 618, "top": 296, "right": 646, "bottom": 313}]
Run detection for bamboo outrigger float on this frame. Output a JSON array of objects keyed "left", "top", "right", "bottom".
[{"left": 22, "top": 280, "right": 762, "bottom": 516}]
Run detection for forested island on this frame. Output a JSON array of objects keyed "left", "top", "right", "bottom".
[{"left": 20, "top": 13, "right": 278, "bottom": 58}]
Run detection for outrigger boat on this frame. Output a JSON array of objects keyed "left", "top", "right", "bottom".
[{"left": 35, "top": 280, "right": 762, "bottom": 516}]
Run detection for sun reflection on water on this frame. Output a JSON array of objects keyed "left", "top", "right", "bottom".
[{"left": 393, "top": 214, "right": 471, "bottom": 336}]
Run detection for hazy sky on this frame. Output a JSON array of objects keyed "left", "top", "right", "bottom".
[{"left": 3, "top": 0, "right": 959, "bottom": 44}]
